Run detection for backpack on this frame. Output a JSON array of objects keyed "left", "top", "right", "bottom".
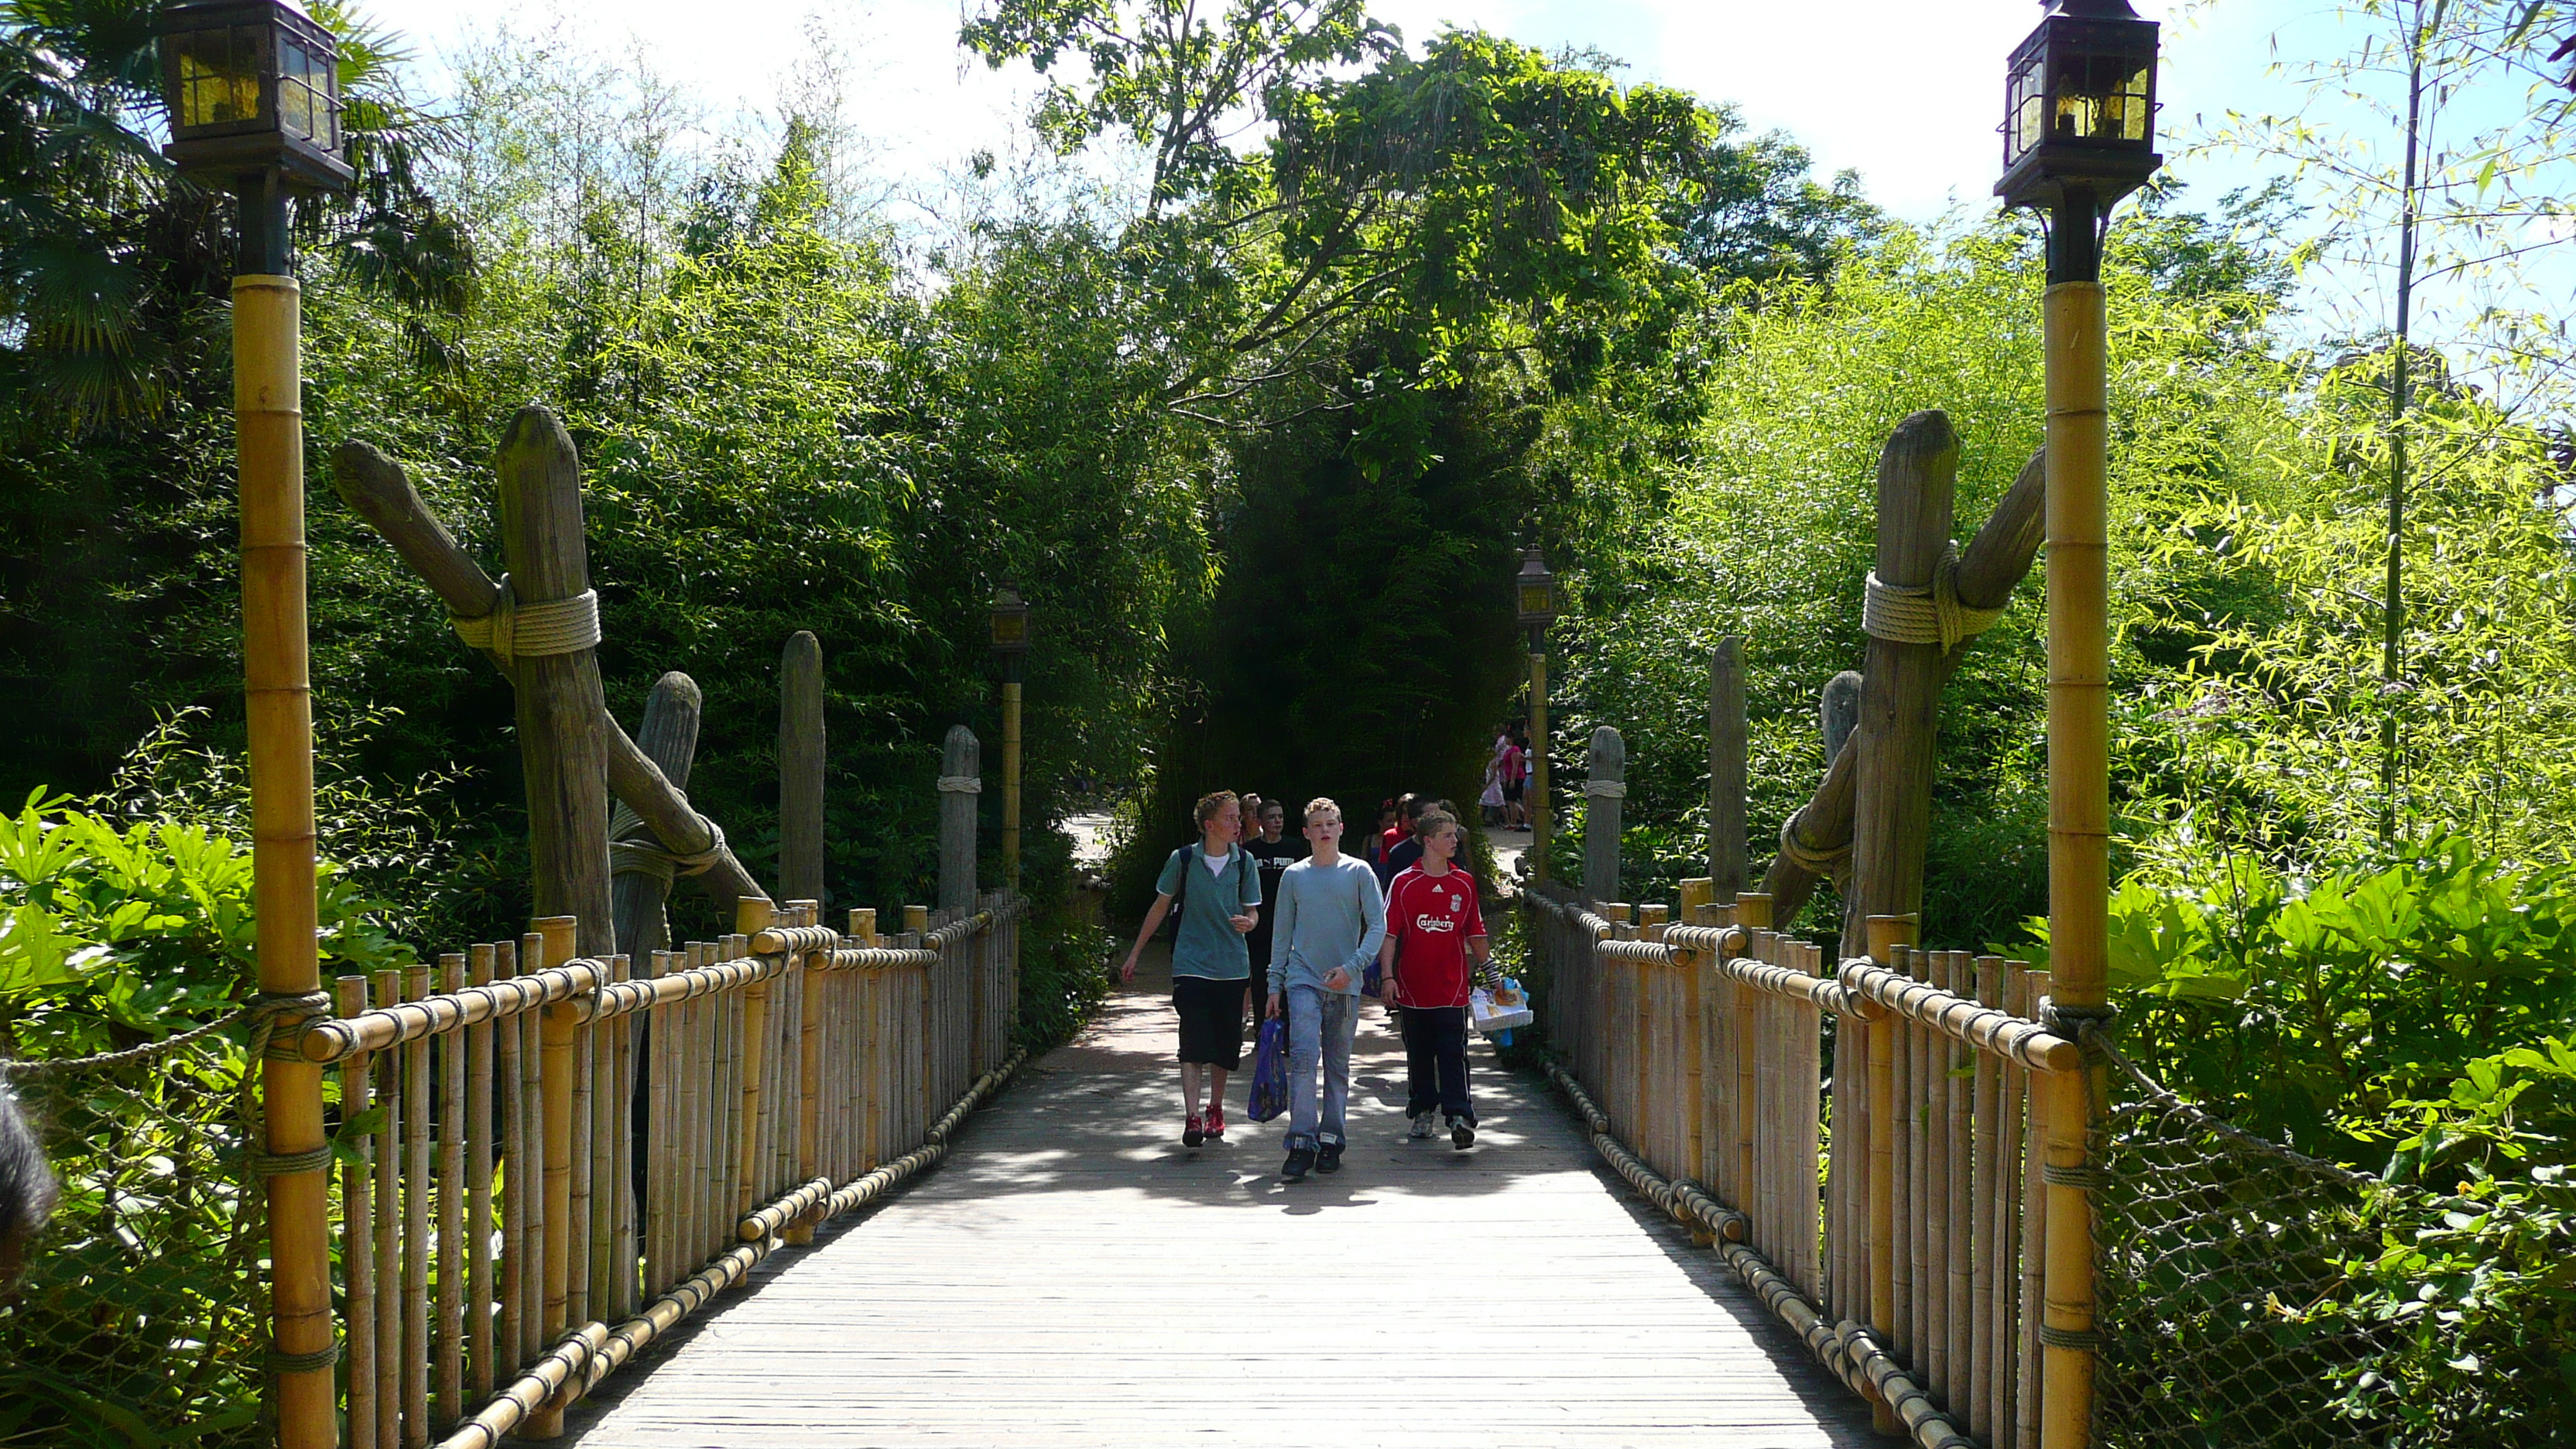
[{"left": 1162, "top": 843, "right": 1251, "bottom": 940}]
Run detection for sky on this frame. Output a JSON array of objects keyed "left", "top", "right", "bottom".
[{"left": 361, "top": 0, "right": 2322, "bottom": 222}]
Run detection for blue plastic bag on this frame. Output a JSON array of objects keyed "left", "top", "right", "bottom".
[{"left": 1248, "top": 1016, "right": 1290, "bottom": 1122}]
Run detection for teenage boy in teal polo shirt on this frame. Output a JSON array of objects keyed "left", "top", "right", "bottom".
[{"left": 1121, "top": 790, "right": 1262, "bottom": 1146}]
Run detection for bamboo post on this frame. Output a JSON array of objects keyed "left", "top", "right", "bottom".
[
  {"left": 611, "top": 673, "right": 704, "bottom": 961},
  {"left": 1001, "top": 677, "right": 1023, "bottom": 889},
  {"left": 338, "top": 976, "right": 376, "bottom": 1449},
  {"left": 1947, "top": 951, "right": 1975, "bottom": 1413},
  {"left": 2040, "top": 274, "right": 2109, "bottom": 1449},
  {"left": 937, "top": 728, "right": 981, "bottom": 915},
  {"left": 1582, "top": 727, "right": 1625, "bottom": 906},
  {"left": 517, "top": 931, "right": 544, "bottom": 1368},
  {"left": 1971, "top": 954, "right": 2003, "bottom": 1442},
  {"left": 1925, "top": 952, "right": 1954, "bottom": 1401},
  {"left": 531, "top": 916, "right": 578, "bottom": 1438},
  {"left": 235, "top": 267, "right": 334, "bottom": 1449},
  {"left": 1734, "top": 895, "right": 1773, "bottom": 1215},
  {"left": 467, "top": 945, "right": 496, "bottom": 1398},
  {"left": 369, "top": 967, "right": 400, "bottom": 1449},
  {"left": 1865, "top": 913, "right": 1916, "bottom": 1436},
  {"left": 737, "top": 898, "right": 779, "bottom": 1226},
  {"left": 402, "top": 962, "right": 431, "bottom": 1449},
  {"left": 2019, "top": 967, "right": 2052, "bottom": 1449},
  {"left": 792, "top": 923, "right": 826, "bottom": 1246},
  {"left": 437, "top": 953, "right": 467, "bottom": 1429},
  {"left": 495, "top": 945, "right": 525, "bottom": 1380},
  {"left": 1708, "top": 639, "right": 1747, "bottom": 900}
]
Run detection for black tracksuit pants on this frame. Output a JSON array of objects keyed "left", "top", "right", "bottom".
[{"left": 1398, "top": 1005, "right": 1473, "bottom": 1123}]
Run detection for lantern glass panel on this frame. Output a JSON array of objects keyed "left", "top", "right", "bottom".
[
  {"left": 1518, "top": 583, "right": 1553, "bottom": 618},
  {"left": 2050, "top": 52, "right": 2153, "bottom": 145},
  {"left": 278, "top": 36, "right": 334, "bottom": 146},
  {"left": 173, "top": 26, "right": 264, "bottom": 130},
  {"left": 2006, "top": 49, "right": 2046, "bottom": 167}
]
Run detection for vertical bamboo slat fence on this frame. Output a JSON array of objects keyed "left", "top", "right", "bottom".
[
  {"left": 289, "top": 886, "right": 1025, "bottom": 1447},
  {"left": 1523, "top": 881, "right": 2086, "bottom": 1449}
]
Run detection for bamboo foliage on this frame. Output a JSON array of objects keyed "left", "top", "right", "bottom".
[{"left": 1525, "top": 883, "right": 2061, "bottom": 1449}]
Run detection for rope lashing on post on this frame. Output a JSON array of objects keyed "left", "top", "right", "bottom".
[
  {"left": 1581, "top": 780, "right": 1626, "bottom": 798},
  {"left": 936, "top": 776, "right": 983, "bottom": 793},
  {"left": 1777, "top": 812, "right": 1852, "bottom": 876},
  {"left": 1862, "top": 543, "right": 2005, "bottom": 655},
  {"left": 606, "top": 802, "right": 729, "bottom": 886},
  {"left": 447, "top": 573, "right": 601, "bottom": 661},
  {"left": 2043, "top": 997, "right": 2120, "bottom": 1064}
]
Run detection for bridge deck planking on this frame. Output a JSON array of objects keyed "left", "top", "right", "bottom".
[{"left": 564, "top": 947, "right": 1875, "bottom": 1448}]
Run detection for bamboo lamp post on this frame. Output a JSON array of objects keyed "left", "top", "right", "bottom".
[
  {"left": 988, "top": 586, "right": 1031, "bottom": 889},
  {"left": 1995, "top": 5, "right": 2163, "bottom": 1447},
  {"left": 151, "top": 5, "right": 352, "bottom": 1447},
  {"left": 1514, "top": 541, "right": 1560, "bottom": 880}
]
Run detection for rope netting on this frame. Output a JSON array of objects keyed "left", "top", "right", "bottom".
[
  {"left": 2088, "top": 1033, "right": 2569, "bottom": 1449},
  {"left": 2, "top": 1026, "right": 269, "bottom": 1447}
]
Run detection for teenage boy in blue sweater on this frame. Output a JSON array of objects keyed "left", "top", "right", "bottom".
[{"left": 1264, "top": 798, "right": 1386, "bottom": 1182}]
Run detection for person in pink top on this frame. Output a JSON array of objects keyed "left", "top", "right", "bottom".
[{"left": 1378, "top": 808, "right": 1502, "bottom": 1149}]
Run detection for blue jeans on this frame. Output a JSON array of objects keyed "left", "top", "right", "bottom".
[{"left": 1286, "top": 985, "right": 1358, "bottom": 1150}]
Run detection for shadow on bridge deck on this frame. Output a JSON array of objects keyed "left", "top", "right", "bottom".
[{"left": 561, "top": 945, "right": 1878, "bottom": 1447}]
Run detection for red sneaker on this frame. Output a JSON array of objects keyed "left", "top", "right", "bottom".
[
  {"left": 1205, "top": 1104, "right": 1227, "bottom": 1139},
  {"left": 1183, "top": 1112, "right": 1205, "bottom": 1147}
]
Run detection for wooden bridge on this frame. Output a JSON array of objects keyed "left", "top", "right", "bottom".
[
  {"left": 13, "top": 401, "right": 2160, "bottom": 1449},
  {"left": 557, "top": 947, "right": 1875, "bottom": 1448}
]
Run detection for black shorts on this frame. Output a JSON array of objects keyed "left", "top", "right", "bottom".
[
  {"left": 1173, "top": 975, "right": 1246, "bottom": 1068},
  {"left": 1502, "top": 780, "right": 1524, "bottom": 802}
]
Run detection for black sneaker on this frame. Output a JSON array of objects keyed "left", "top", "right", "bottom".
[
  {"left": 1281, "top": 1146, "right": 1317, "bottom": 1182},
  {"left": 1315, "top": 1141, "right": 1344, "bottom": 1173},
  {"left": 1183, "top": 1112, "right": 1205, "bottom": 1148},
  {"left": 1448, "top": 1115, "right": 1476, "bottom": 1150}
]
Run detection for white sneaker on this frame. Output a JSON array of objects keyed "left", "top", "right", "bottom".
[{"left": 1408, "top": 1111, "right": 1437, "bottom": 1139}]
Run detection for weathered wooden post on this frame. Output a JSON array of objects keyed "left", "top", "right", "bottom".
[
  {"left": 1582, "top": 726, "right": 1625, "bottom": 906},
  {"left": 1759, "top": 450, "right": 2043, "bottom": 929},
  {"left": 1822, "top": 670, "right": 1862, "bottom": 762},
  {"left": 779, "top": 635, "right": 826, "bottom": 1245},
  {"left": 1846, "top": 410, "right": 1958, "bottom": 944},
  {"left": 781, "top": 634, "right": 826, "bottom": 903},
  {"left": 938, "top": 726, "right": 981, "bottom": 915},
  {"left": 1516, "top": 543, "right": 1561, "bottom": 881},
  {"left": 988, "top": 587, "right": 1031, "bottom": 890},
  {"left": 611, "top": 672, "right": 702, "bottom": 960},
  {"left": 1708, "top": 639, "right": 1747, "bottom": 903},
  {"left": 492, "top": 407, "right": 615, "bottom": 960}
]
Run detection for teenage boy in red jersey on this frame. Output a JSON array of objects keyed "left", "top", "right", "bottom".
[{"left": 1379, "top": 809, "right": 1502, "bottom": 1149}]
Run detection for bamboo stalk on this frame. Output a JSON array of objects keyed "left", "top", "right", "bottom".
[
  {"left": 495, "top": 944, "right": 525, "bottom": 1379},
  {"left": 1924, "top": 952, "right": 1951, "bottom": 1398},
  {"left": 1893, "top": 945, "right": 1917, "bottom": 1365},
  {"left": 1971, "top": 954, "right": 2002, "bottom": 1443},
  {"left": 646, "top": 954, "right": 670, "bottom": 1296},
  {"left": 680, "top": 947, "right": 704, "bottom": 1268},
  {"left": 518, "top": 931, "right": 546, "bottom": 1370},
  {"left": 234, "top": 269, "right": 334, "bottom": 1449},
  {"left": 437, "top": 952, "right": 467, "bottom": 1430},
  {"left": 372, "top": 967, "right": 401, "bottom": 1449},
  {"left": 1863, "top": 916, "right": 1910, "bottom": 1438},
  {"left": 1947, "top": 951, "right": 1975, "bottom": 1414},
  {"left": 467, "top": 945, "right": 495, "bottom": 1399},
  {"left": 340, "top": 975, "right": 377, "bottom": 1449},
  {"left": 402, "top": 961, "right": 432, "bottom": 1448},
  {"left": 567, "top": 972, "right": 594, "bottom": 1330},
  {"left": 533, "top": 913, "right": 577, "bottom": 1438},
  {"left": 613, "top": 954, "right": 635, "bottom": 1321},
  {"left": 2019, "top": 968, "right": 2051, "bottom": 1449}
]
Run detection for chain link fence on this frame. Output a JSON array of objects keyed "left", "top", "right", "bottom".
[{"left": 2, "top": 1024, "right": 268, "bottom": 1448}]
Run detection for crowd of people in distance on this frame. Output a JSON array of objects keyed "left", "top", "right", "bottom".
[{"left": 1118, "top": 776, "right": 1512, "bottom": 1184}]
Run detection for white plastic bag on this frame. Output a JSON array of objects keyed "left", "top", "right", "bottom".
[{"left": 1471, "top": 980, "right": 1533, "bottom": 1036}]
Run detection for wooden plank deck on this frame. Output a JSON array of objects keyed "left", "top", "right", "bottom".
[{"left": 564, "top": 948, "right": 1877, "bottom": 1447}]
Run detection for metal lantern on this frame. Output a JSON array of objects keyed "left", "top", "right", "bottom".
[
  {"left": 157, "top": 0, "right": 354, "bottom": 190},
  {"left": 1995, "top": 0, "right": 2160, "bottom": 211},
  {"left": 1514, "top": 543, "right": 1558, "bottom": 634},
  {"left": 988, "top": 585, "right": 1032, "bottom": 661}
]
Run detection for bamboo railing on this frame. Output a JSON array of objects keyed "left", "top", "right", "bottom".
[
  {"left": 301, "top": 891, "right": 1025, "bottom": 1447},
  {"left": 1524, "top": 879, "right": 2081, "bottom": 1449}
]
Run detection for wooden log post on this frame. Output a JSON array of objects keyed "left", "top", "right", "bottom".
[
  {"left": 780, "top": 635, "right": 826, "bottom": 903},
  {"left": 1760, "top": 450, "right": 2047, "bottom": 927},
  {"left": 1708, "top": 639, "right": 1747, "bottom": 903},
  {"left": 611, "top": 673, "right": 703, "bottom": 961},
  {"left": 937, "top": 727, "right": 981, "bottom": 916},
  {"left": 1582, "top": 727, "right": 1625, "bottom": 907},
  {"left": 327, "top": 441, "right": 769, "bottom": 913},
  {"left": 1847, "top": 410, "right": 1958, "bottom": 945}
]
